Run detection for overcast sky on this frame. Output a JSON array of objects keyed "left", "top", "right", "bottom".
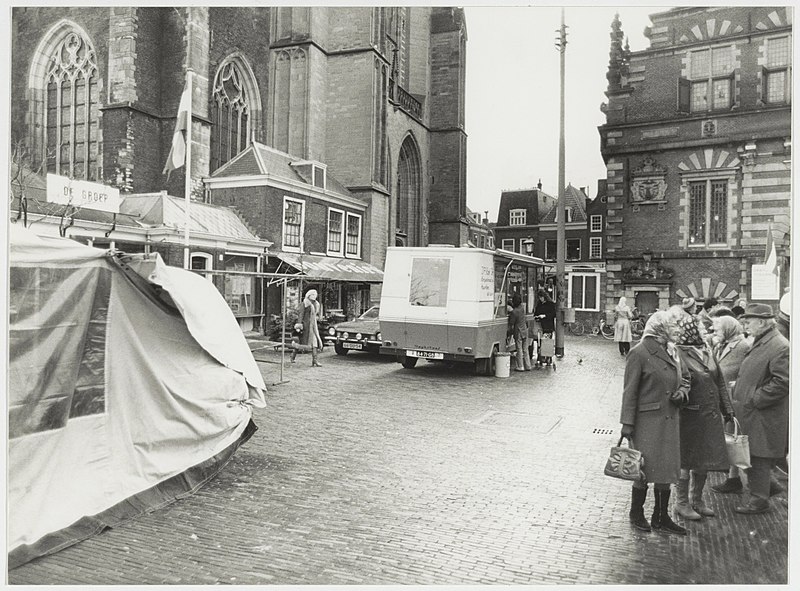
[{"left": 464, "top": 5, "right": 666, "bottom": 220}]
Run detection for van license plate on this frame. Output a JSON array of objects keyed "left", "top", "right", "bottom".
[
  {"left": 343, "top": 342, "right": 363, "bottom": 350},
  {"left": 408, "top": 350, "right": 443, "bottom": 359}
]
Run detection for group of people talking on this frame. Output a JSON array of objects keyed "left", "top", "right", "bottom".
[
  {"left": 507, "top": 290, "right": 557, "bottom": 371},
  {"left": 619, "top": 296, "right": 790, "bottom": 535}
]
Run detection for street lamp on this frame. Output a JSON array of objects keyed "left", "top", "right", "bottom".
[{"left": 523, "top": 237, "right": 535, "bottom": 256}]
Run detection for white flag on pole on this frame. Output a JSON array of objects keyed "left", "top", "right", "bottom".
[
  {"left": 764, "top": 220, "right": 779, "bottom": 276},
  {"left": 163, "top": 80, "right": 191, "bottom": 178}
]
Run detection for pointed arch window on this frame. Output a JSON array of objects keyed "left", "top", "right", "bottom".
[
  {"left": 43, "top": 32, "right": 100, "bottom": 180},
  {"left": 211, "top": 60, "right": 251, "bottom": 172}
]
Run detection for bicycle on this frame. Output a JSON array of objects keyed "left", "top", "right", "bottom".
[
  {"left": 565, "top": 320, "right": 586, "bottom": 336},
  {"left": 599, "top": 317, "right": 615, "bottom": 340}
]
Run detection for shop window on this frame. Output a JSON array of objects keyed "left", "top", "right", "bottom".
[
  {"left": 589, "top": 237, "right": 602, "bottom": 259},
  {"left": 678, "top": 45, "right": 734, "bottom": 113},
  {"left": 327, "top": 208, "right": 344, "bottom": 255},
  {"left": 283, "top": 197, "right": 304, "bottom": 251},
  {"left": 569, "top": 273, "right": 599, "bottom": 311},
  {"left": 763, "top": 36, "right": 791, "bottom": 104},
  {"left": 688, "top": 179, "right": 727, "bottom": 246},
  {"left": 509, "top": 209, "right": 526, "bottom": 226},
  {"left": 345, "top": 213, "right": 361, "bottom": 258},
  {"left": 224, "top": 256, "right": 256, "bottom": 315}
]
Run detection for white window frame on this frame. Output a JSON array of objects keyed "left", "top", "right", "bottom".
[
  {"left": 568, "top": 272, "right": 600, "bottom": 312},
  {"left": 509, "top": 208, "right": 526, "bottom": 226},
  {"left": 282, "top": 196, "right": 305, "bottom": 253},
  {"left": 590, "top": 215, "right": 602, "bottom": 232},
  {"left": 344, "top": 212, "right": 362, "bottom": 259},
  {"left": 190, "top": 252, "right": 214, "bottom": 281},
  {"left": 589, "top": 237, "right": 602, "bottom": 259},
  {"left": 501, "top": 238, "right": 515, "bottom": 251},
  {"left": 327, "top": 207, "right": 345, "bottom": 256},
  {"left": 312, "top": 164, "right": 327, "bottom": 189}
]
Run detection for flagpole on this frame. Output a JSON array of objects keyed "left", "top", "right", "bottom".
[{"left": 183, "top": 69, "right": 193, "bottom": 270}]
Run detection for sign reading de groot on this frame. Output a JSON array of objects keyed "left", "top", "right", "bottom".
[{"left": 46, "top": 174, "right": 121, "bottom": 214}]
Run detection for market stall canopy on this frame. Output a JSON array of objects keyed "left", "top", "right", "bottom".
[{"left": 273, "top": 252, "right": 384, "bottom": 283}]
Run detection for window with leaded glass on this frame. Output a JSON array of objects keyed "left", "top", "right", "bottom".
[
  {"left": 345, "top": 213, "right": 361, "bottom": 257},
  {"left": 688, "top": 179, "right": 728, "bottom": 246},
  {"left": 681, "top": 46, "right": 734, "bottom": 113},
  {"left": 211, "top": 61, "right": 250, "bottom": 172},
  {"left": 44, "top": 32, "right": 99, "bottom": 180},
  {"left": 283, "top": 198, "right": 303, "bottom": 250},
  {"left": 764, "top": 36, "right": 791, "bottom": 104},
  {"left": 328, "top": 209, "right": 343, "bottom": 254}
]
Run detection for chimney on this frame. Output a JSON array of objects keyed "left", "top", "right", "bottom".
[
  {"left": 483, "top": 211, "right": 489, "bottom": 224},
  {"left": 537, "top": 179, "right": 542, "bottom": 190}
]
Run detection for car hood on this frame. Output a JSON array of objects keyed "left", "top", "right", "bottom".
[{"left": 335, "top": 319, "right": 380, "bottom": 333}]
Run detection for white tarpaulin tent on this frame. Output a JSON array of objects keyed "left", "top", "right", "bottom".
[{"left": 8, "top": 225, "right": 267, "bottom": 567}]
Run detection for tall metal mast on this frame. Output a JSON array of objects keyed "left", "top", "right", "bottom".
[{"left": 554, "top": 8, "right": 567, "bottom": 357}]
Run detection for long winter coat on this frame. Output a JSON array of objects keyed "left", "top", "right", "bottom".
[
  {"left": 613, "top": 307, "right": 633, "bottom": 343},
  {"left": 620, "top": 336, "right": 690, "bottom": 484},
  {"left": 733, "top": 328, "right": 790, "bottom": 458},
  {"left": 535, "top": 300, "right": 556, "bottom": 333},
  {"left": 298, "top": 299, "right": 323, "bottom": 349},
  {"left": 677, "top": 346, "right": 733, "bottom": 471},
  {"left": 714, "top": 335, "right": 751, "bottom": 412}
]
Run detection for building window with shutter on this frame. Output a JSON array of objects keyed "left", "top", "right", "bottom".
[
  {"left": 345, "top": 213, "right": 362, "bottom": 258},
  {"left": 283, "top": 197, "right": 304, "bottom": 251},
  {"left": 589, "top": 237, "right": 602, "bottom": 259},
  {"left": 590, "top": 215, "right": 602, "bottom": 232},
  {"left": 678, "top": 45, "right": 734, "bottom": 113},
  {"left": 763, "top": 36, "right": 791, "bottom": 104},
  {"left": 509, "top": 209, "right": 526, "bottom": 226},
  {"left": 688, "top": 179, "right": 727, "bottom": 246},
  {"left": 569, "top": 273, "right": 599, "bottom": 311},
  {"left": 327, "top": 209, "right": 344, "bottom": 255}
]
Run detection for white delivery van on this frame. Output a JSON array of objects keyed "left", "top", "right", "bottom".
[{"left": 379, "top": 246, "right": 545, "bottom": 375}]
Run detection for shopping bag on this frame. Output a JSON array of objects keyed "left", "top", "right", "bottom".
[
  {"left": 506, "top": 335, "right": 516, "bottom": 352},
  {"left": 725, "top": 417, "right": 751, "bottom": 469},
  {"left": 604, "top": 436, "right": 645, "bottom": 481}
]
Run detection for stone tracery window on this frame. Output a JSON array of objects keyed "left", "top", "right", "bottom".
[
  {"left": 211, "top": 60, "right": 251, "bottom": 172},
  {"left": 43, "top": 31, "right": 100, "bottom": 180}
]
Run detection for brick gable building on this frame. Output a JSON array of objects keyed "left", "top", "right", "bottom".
[{"left": 599, "top": 7, "right": 791, "bottom": 314}]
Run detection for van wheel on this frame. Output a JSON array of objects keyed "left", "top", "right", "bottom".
[
  {"left": 475, "top": 347, "right": 497, "bottom": 376},
  {"left": 401, "top": 356, "right": 418, "bottom": 369},
  {"left": 334, "top": 343, "right": 348, "bottom": 356}
]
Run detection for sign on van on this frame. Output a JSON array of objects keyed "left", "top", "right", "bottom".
[{"left": 46, "top": 174, "right": 121, "bottom": 214}]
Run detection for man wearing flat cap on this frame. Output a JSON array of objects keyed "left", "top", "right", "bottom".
[{"left": 731, "top": 303, "right": 790, "bottom": 514}]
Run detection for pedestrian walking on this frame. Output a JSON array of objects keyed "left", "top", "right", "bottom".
[
  {"left": 670, "top": 308, "right": 734, "bottom": 521},
  {"left": 507, "top": 293, "right": 531, "bottom": 372},
  {"left": 613, "top": 296, "right": 633, "bottom": 356},
  {"left": 292, "top": 288, "right": 324, "bottom": 367},
  {"left": 711, "top": 315, "right": 752, "bottom": 495},
  {"left": 732, "top": 303, "right": 790, "bottom": 514},
  {"left": 620, "top": 311, "right": 690, "bottom": 535},
  {"left": 534, "top": 290, "right": 556, "bottom": 367}
]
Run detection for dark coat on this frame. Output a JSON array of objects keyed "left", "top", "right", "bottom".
[
  {"left": 535, "top": 300, "right": 556, "bottom": 333},
  {"left": 677, "top": 346, "right": 733, "bottom": 471},
  {"left": 714, "top": 336, "right": 751, "bottom": 411},
  {"left": 620, "top": 337, "right": 690, "bottom": 484},
  {"left": 507, "top": 304, "right": 528, "bottom": 339},
  {"left": 733, "top": 328, "right": 790, "bottom": 458}
]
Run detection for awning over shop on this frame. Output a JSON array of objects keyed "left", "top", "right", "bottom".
[{"left": 273, "top": 252, "right": 384, "bottom": 283}]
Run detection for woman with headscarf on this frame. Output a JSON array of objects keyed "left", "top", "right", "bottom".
[
  {"left": 669, "top": 305, "right": 734, "bottom": 522},
  {"left": 710, "top": 315, "right": 753, "bottom": 495},
  {"left": 534, "top": 290, "right": 556, "bottom": 367},
  {"left": 613, "top": 296, "right": 633, "bottom": 356},
  {"left": 619, "top": 311, "right": 690, "bottom": 535},
  {"left": 293, "top": 288, "right": 324, "bottom": 367}
]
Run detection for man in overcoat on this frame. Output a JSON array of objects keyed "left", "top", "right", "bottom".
[{"left": 733, "top": 303, "right": 790, "bottom": 514}]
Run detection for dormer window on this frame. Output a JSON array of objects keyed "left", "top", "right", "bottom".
[
  {"left": 290, "top": 160, "right": 326, "bottom": 190},
  {"left": 313, "top": 164, "right": 326, "bottom": 189},
  {"left": 566, "top": 207, "right": 573, "bottom": 223},
  {"left": 509, "top": 209, "right": 526, "bottom": 226}
]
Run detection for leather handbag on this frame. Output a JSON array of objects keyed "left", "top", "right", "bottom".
[
  {"left": 724, "top": 417, "right": 751, "bottom": 469},
  {"left": 604, "top": 436, "right": 645, "bottom": 482}
]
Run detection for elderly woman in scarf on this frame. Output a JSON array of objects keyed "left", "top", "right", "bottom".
[
  {"left": 613, "top": 296, "right": 634, "bottom": 356},
  {"left": 292, "top": 288, "right": 324, "bottom": 367},
  {"left": 710, "top": 315, "right": 753, "bottom": 495},
  {"left": 668, "top": 305, "right": 734, "bottom": 522},
  {"left": 619, "top": 311, "right": 690, "bottom": 535}
]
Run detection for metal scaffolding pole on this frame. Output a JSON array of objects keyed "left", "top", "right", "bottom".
[{"left": 555, "top": 8, "right": 568, "bottom": 357}]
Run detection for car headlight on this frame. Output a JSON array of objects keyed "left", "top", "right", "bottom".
[
  {"left": 328, "top": 327, "right": 336, "bottom": 336},
  {"left": 356, "top": 333, "right": 362, "bottom": 340},
  {"left": 342, "top": 331, "right": 349, "bottom": 339},
  {"left": 376, "top": 332, "right": 381, "bottom": 341}
]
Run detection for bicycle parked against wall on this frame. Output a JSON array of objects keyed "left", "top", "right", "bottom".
[{"left": 599, "top": 307, "right": 647, "bottom": 341}]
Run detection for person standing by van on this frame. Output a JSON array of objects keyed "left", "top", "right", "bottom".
[
  {"left": 534, "top": 291, "right": 556, "bottom": 367},
  {"left": 507, "top": 293, "right": 532, "bottom": 372}
]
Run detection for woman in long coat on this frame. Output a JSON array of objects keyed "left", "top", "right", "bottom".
[
  {"left": 613, "top": 296, "right": 633, "bottom": 356},
  {"left": 293, "top": 288, "right": 324, "bottom": 367},
  {"left": 620, "top": 311, "right": 690, "bottom": 535},
  {"left": 710, "top": 315, "right": 752, "bottom": 494},
  {"left": 671, "top": 312, "right": 734, "bottom": 521},
  {"left": 534, "top": 291, "right": 556, "bottom": 367}
]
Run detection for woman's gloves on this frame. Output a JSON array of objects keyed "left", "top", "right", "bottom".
[
  {"left": 723, "top": 412, "right": 735, "bottom": 423},
  {"left": 621, "top": 424, "right": 634, "bottom": 439}
]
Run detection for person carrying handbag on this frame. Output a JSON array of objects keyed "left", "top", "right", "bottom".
[
  {"left": 507, "top": 293, "right": 531, "bottom": 372},
  {"left": 619, "top": 311, "right": 690, "bottom": 535}
]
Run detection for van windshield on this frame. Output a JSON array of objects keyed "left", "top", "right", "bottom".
[{"left": 409, "top": 257, "right": 450, "bottom": 307}]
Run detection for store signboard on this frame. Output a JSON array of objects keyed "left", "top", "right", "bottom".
[
  {"left": 46, "top": 174, "right": 121, "bottom": 214},
  {"left": 750, "top": 263, "right": 779, "bottom": 300}
]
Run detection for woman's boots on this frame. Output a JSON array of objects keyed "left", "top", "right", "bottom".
[
  {"left": 629, "top": 485, "right": 651, "bottom": 531},
  {"left": 311, "top": 347, "right": 322, "bottom": 367},
  {"left": 673, "top": 477, "right": 702, "bottom": 520},
  {"left": 690, "top": 472, "right": 715, "bottom": 517},
  {"left": 651, "top": 487, "right": 687, "bottom": 535}
]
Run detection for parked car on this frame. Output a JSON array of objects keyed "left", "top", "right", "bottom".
[{"left": 328, "top": 306, "right": 381, "bottom": 355}]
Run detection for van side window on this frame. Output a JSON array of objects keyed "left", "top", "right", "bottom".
[{"left": 409, "top": 258, "right": 450, "bottom": 307}]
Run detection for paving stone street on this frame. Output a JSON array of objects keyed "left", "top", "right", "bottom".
[{"left": 9, "top": 335, "right": 790, "bottom": 585}]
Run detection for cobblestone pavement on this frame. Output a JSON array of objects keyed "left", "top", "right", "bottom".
[{"left": 10, "top": 335, "right": 789, "bottom": 585}]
